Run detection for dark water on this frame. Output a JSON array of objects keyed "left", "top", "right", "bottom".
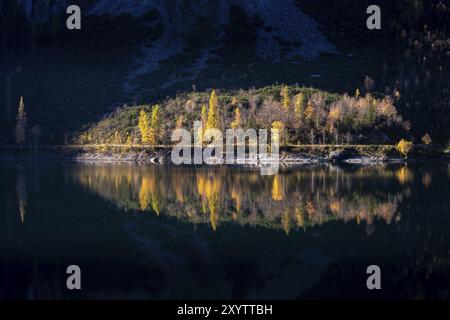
[{"left": 1, "top": 161, "right": 449, "bottom": 300}]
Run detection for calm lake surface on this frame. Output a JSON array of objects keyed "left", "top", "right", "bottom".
[{"left": 1, "top": 161, "right": 449, "bottom": 299}]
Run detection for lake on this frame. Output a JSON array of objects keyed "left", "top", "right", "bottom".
[{"left": 1, "top": 161, "right": 449, "bottom": 299}]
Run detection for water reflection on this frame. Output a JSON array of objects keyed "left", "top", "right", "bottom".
[
  {"left": 16, "top": 167, "right": 27, "bottom": 224},
  {"left": 2, "top": 162, "right": 449, "bottom": 300},
  {"left": 71, "top": 164, "right": 410, "bottom": 233}
]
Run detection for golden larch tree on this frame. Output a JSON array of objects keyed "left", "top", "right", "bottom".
[
  {"left": 138, "top": 109, "right": 150, "bottom": 144},
  {"left": 206, "top": 90, "right": 220, "bottom": 130},
  {"left": 271, "top": 121, "right": 285, "bottom": 146},
  {"left": 281, "top": 85, "right": 290, "bottom": 111},
  {"left": 231, "top": 107, "right": 241, "bottom": 129},
  {"left": 304, "top": 101, "right": 315, "bottom": 123},
  {"left": 201, "top": 104, "right": 207, "bottom": 126}
]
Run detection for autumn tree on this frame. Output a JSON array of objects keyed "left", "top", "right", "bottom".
[
  {"left": 271, "top": 121, "right": 285, "bottom": 146},
  {"left": 201, "top": 104, "right": 207, "bottom": 127},
  {"left": 421, "top": 132, "right": 432, "bottom": 145},
  {"left": 396, "top": 139, "right": 413, "bottom": 157},
  {"left": 304, "top": 101, "right": 315, "bottom": 123},
  {"left": 206, "top": 90, "right": 219, "bottom": 130},
  {"left": 328, "top": 106, "right": 342, "bottom": 144},
  {"left": 294, "top": 93, "right": 305, "bottom": 128},
  {"left": 138, "top": 109, "right": 150, "bottom": 144},
  {"left": 15, "top": 96, "right": 27, "bottom": 144},
  {"left": 126, "top": 134, "right": 132, "bottom": 148},
  {"left": 231, "top": 107, "right": 241, "bottom": 129},
  {"left": 281, "top": 85, "right": 290, "bottom": 111}
]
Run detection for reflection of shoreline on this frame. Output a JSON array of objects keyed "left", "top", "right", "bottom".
[{"left": 71, "top": 164, "right": 412, "bottom": 232}]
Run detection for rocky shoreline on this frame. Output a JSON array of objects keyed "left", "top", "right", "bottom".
[
  {"left": 1, "top": 144, "right": 448, "bottom": 165},
  {"left": 72, "top": 149, "right": 407, "bottom": 166}
]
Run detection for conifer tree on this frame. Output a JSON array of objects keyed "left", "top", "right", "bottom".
[
  {"left": 138, "top": 109, "right": 150, "bottom": 144},
  {"left": 15, "top": 96, "right": 27, "bottom": 144},
  {"left": 206, "top": 90, "right": 219, "bottom": 130},
  {"left": 281, "top": 85, "right": 290, "bottom": 111},
  {"left": 271, "top": 121, "right": 285, "bottom": 146},
  {"left": 231, "top": 107, "right": 241, "bottom": 129},
  {"left": 126, "top": 134, "right": 132, "bottom": 147},
  {"left": 304, "top": 101, "right": 315, "bottom": 123},
  {"left": 201, "top": 104, "right": 207, "bottom": 127},
  {"left": 294, "top": 93, "right": 305, "bottom": 127}
]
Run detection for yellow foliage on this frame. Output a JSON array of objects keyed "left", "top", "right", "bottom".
[
  {"left": 231, "top": 107, "right": 241, "bottom": 129},
  {"left": 396, "top": 139, "right": 413, "bottom": 157},
  {"left": 271, "top": 121, "right": 284, "bottom": 146},
  {"left": 138, "top": 110, "right": 150, "bottom": 144},
  {"left": 281, "top": 85, "right": 290, "bottom": 111},
  {"left": 271, "top": 175, "right": 284, "bottom": 201},
  {"left": 206, "top": 90, "right": 220, "bottom": 130},
  {"left": 396, "top": 166, "right": 413, "bottom": 185},
  {"left": 139, "top": 177, "right": 151, "bottom": 210},
  {"left": 294, "top": 93, "right": 304, "bottom": 119},
  {"left": 304, "top": 101, "right": 315, "bottom": 121},
  {"left": 328, "top": 106, "right": 342, "bottom": 122},
  {"left": 201, "top": 104, "right": 208, "bottom": 126}
]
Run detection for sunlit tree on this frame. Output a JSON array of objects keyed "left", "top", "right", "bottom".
[
  {"left": 15, "top": 96, "right": 27, "bottom": 144},
  {"left": 201, "top": 104, "right": 208, "bottom": 126},
  {"left": 206, "top": 90, "right": 219, "bottom": 130},
  {"left": 396, "top": 139, "right": 413, "bottom": 157},
  {"left": 281, "top": 85, "right": 290, "bottom": 111},
  {"left": 304, "top": 101, "right": 315, "bottom": 124},
  {"left": 231, "top": 107, "right": 241, "bottom": 129},
  {"left": 271, "top": 121, "right": 285, "bottom": 146},
  {"left": 138, "top": 109, "right": 150, "bottom": 144},
  {"left": 294, "top": 93, "right": 305, "bottom": 128}
]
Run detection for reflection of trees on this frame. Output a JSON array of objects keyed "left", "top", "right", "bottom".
[
  {"left": 72, "top": 165, "right": 411, "bottom": 233},
  {"left": 396, "top": 166, "right": 413, "bottom": 185},
  {"left": 16, "top": 169, "right": 27, "bottom": 223}
]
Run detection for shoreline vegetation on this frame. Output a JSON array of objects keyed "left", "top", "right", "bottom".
[
  {"left": 1, "top": 143, "right": 448, "bottom": 165},
  {"left": 4, "top": 84, "right": 447, "bottom": 166}
]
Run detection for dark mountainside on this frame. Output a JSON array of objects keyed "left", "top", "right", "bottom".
[{"left": 0, "top": 0, "right": 449, "bottom": 147}]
